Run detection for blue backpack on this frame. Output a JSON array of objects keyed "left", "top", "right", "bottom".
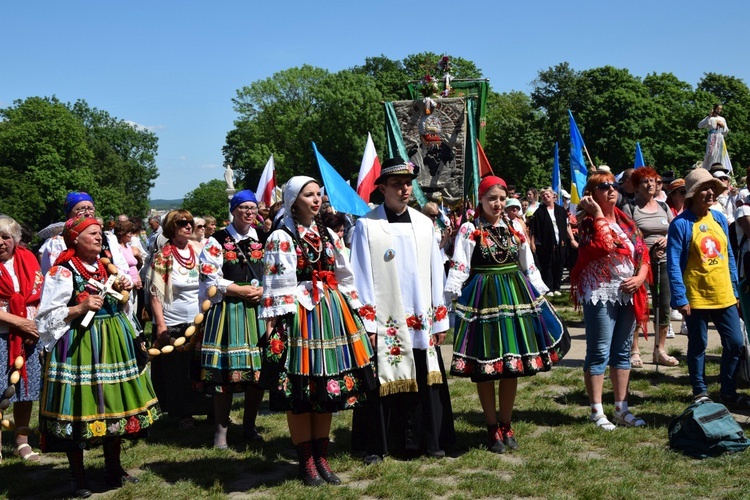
[{"left": 668, "top": 399, "right": 750, "bottom": 459}]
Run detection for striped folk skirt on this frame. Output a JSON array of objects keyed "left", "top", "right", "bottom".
[
  {"left": 451, "top": 264, "right": 569, "bottom": 382},
  {"left": 262, "top": 284, "right": 377, "bottom": 413},
  {"left": 193, "top": 296, "right": 263, "bottom": 393},
  {"left": 39, "top": 309, "right": 160, "bottom": 452}
]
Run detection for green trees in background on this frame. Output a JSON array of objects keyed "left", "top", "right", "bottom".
[
  {"left": 225, "top": 56, "right": 750, "bottom": 198},
  {"left": 181, "top": 179, "right": 229, "bottom": 222},
  {"left": 3, "top": 56, "right": 750, "bottom": 230},
  {"left": 0, "top": 97, "right": 158, "bottom": 230}
]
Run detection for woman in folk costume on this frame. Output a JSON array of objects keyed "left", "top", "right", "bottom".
[
  {"left": 259, "top": 176, "right": 376, "bottom": 486},
  {"left": 36, "top": 217, "right": 160, "bottom": 498},
  {"left": 445, "top": 176, "right": 569, "bottom": 453},
  {"left": 349, "top": 158, "right": 455, "bottom": 463},
  {"left": 0, "top": 216, "right": 44, "bottom": 463},
  {"left": 196, "top": 190, "right": 266, "bottom": 448}
]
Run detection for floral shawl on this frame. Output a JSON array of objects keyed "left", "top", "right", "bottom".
[
  {"left": 570, "top": 207, "right": 653, "bottom": 335},
  {"left": 150, "top": 244, "right": 176, "bottom": 306}
]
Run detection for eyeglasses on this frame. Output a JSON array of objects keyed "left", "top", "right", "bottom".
[
  {"left": 235, "top": 205, "right": 258, "bottom": 213},
  {"left": 175, "top": 220, "right": 193, "bottom": 228},
  {"left": 74, "top": 205, "right": 95, "bottom": 214},
  {"left": 596, "top": 182, "right": 618, "bottom": 191},
  {"left": 196, "top": 224, "right": 205, "bottom": 229}
]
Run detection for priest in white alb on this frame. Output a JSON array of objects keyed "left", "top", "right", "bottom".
[{"left": 349, "top": 157, "right": 455, "bottom": 463}]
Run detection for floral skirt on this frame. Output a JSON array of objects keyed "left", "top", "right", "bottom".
[
  {"left": 0, "top": 331, "right": 43, "bottom": 402},
  {"left": 39, "top": 309, "right": 160, "bottom": 452},
  {"left": 451, "top": 264, "right": 569, "bottom": 381},
  {"left": 193, "top": 296, "right": 263, "bottom": 393},
  {"left": 261, "top": 284, "right": 377, "bottom": 413}
]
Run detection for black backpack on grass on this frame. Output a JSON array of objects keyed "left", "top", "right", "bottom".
[{"left": 668, "top": 399, "right": 750, "bottom": 459}]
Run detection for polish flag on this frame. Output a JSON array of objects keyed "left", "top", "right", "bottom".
[
  {"left": 356, "top": 133, "right": 381, "bottom": 203},
  {"left": 256, "top": 155, "right": 277, "bottom": 206}
]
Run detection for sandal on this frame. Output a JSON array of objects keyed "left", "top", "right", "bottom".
[
  {"left": 720, "top": 393, "right": 750, "bottom": 410},
  {"left": 612, "top": 411, "right": 646, "bottom": 428},
  {"left": 653, "top": 350, "right": 679, "bottom": 367},
  {"left": 14, "top": 443, "right": 41, "bottom": 462},
  {"left": 630, "top": 352, "right": 643, "bottom": 369},
  {"left": 590, "top": 413, "right": 616, "bottom": 431}
]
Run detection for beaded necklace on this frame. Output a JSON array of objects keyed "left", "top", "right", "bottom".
[
  {"left": 71, "top": 256, "right": 108, "bottom": 282},
  {"left": 170, "top": 244, "right": 196, "bottom": 272},
  {"left": 478, "top": 218, "right": 514, "bottom": 265},
  {"left": 296, "top": 221, "right": 323, "bottom": 264}
]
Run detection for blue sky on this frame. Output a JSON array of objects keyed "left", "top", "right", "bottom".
[{"left": 3, "top": 1, "right": 749, "bottom": 200}]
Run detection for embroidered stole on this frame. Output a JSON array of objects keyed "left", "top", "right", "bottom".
[{"left": 365, "top": 206, "right": 442, "bottom": 396}]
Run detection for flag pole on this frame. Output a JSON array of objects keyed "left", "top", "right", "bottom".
[{"left": 583, "top": 145, "right": 596, "bottom": 172}]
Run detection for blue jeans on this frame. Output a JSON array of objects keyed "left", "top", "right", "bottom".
[
  {"left": 583, "top": 301, "right": 635, "bottom": 375},
  {"left": 684, "top": 306, "right": 743, "bottom": 397}
]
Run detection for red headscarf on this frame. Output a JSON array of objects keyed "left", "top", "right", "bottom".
[
  {"left": 0, "top": 245, "right": 43, "bottom": 392},
  {"left": 54, "top": 216, "right": 102, "bottom": 266},
  {"left": 478, "top": 176, "right": 507, "bottom": 199}
]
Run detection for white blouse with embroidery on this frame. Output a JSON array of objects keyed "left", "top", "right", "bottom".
[
  {"left": 35, "top": 265, "right": 78, "bottom": 351},
  {"left": 259, "top": 221, "right": 362, "bottom": 319},
  {"left": 198, "top": 224, "right": 264, "bottom": 305},
  {"left": 445, "top": 220, "right": 548, "bottom": 296}
]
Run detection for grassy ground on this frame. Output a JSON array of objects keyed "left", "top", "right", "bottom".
[
  {"left": 2, "top": 357, "right": 750, "bottom": 499},
  {"left": 2, "top": 297, "right": 748, "bottom": 499}
]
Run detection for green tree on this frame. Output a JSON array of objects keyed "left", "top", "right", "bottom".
[
  {"left": 225, "top": 65, "right": 329, "bottom": 187},
  {"left": 182, "top": 179, "right": 230, "bottom": 222},
  {"left": 642, "top": 72, "right": 703, "bottom": 177},
  {"left": 69, "top": 100, "right": 159, "bottom": 220},
  {"left": 402, "top": 52, "right": 483, "bottom": 80},
  {"left": 351, "top": 55, "right": 409, "bottom": 101},
  {"left": 0, "top": 97, "right": 94, "bottom": 228},
  {"left": 309, "top": 71, "right": 384, "bottom": 181},
  {"left": 484, "top": 91, "right": 549, "bottom": 191}
]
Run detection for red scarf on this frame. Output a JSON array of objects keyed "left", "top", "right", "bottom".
[
  {"left": 0, "top": 246, "right": 43, "bottom": 391},
  {"left": 571, "top": 207, "right": 652, "bottom": 336}
]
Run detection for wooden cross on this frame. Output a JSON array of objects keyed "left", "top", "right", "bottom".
[{"left": 80, "top": 275, "right": 123, "bottom": 328}]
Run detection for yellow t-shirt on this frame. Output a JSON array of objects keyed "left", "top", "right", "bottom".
[{"left": 684, "top": 214, "right": 735, "bottom": 309}]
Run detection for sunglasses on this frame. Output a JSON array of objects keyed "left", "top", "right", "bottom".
[
  {"left": 175, "top": 220, "right": 193, "bottom": 228},
  {"left": 196, "top": 224, "right": 205, "bottom": 229},
  {"left": 596, "top": 182, "right": 618, "bottom": 191}
]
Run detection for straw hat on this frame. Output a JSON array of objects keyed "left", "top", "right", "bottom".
[{"left": 684, "top": 168, "right": 726, "bottom": 201}]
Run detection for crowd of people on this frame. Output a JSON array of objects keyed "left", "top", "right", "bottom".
[{"left": 0, "top": 151, "right": 749, "bottom": 496}]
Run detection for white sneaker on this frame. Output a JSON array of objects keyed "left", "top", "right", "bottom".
[
  {"left": 546, "top": 292, "right": 555, "bottom": 298},
  {"left": 666, "top": 324, "right": 675, "bottom": 339},
  {"left": 670, "top": 309, "right": 682, "bottom": 321},
  {"left": 680, "top": 321, "right": 688, "bottom": 335},
  {"left": 553, "top": 291, "right": 562, "bottom": 297}
]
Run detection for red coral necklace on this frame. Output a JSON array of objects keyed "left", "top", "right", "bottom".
[
  {"left": 71, "top": 257, "right": 107, "bottom": 282},
  {"left": 171, "top": 244, "right": 196, "bottom": 270}
]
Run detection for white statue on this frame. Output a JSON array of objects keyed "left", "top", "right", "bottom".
[{"left": 224, "top": 163, "right": 235, "bottom": 191}]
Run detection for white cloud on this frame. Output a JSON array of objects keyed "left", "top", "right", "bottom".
[
  {"left": 201, "top": 163, "right": 220, "bottom": 169},
  {"left": 179, "top": 155, "right": 188, "bottom": 161},
  {"left": 125, "top": 120, "right": 165, "bottom": 132}
]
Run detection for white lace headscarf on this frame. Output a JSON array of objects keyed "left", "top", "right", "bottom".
[{"left": 282, "top": 176, "right": 319, "bottom": 231}]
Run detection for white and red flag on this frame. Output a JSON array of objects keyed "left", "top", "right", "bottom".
[
  {"left": 356, "top": 133, "right": 381, "bottom": 203},
  {"left": 256, "top": 154, "right": 277, "bottom": 206}
]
